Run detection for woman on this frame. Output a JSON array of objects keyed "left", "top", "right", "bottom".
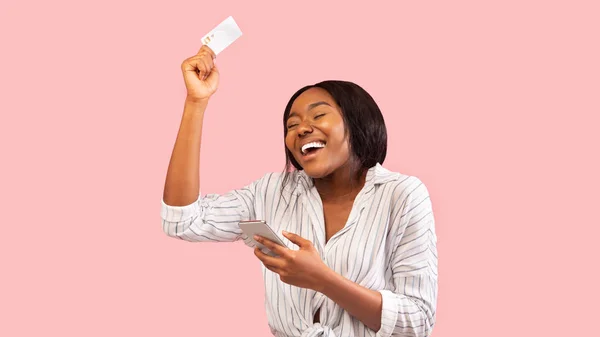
[{"left": 161, "top": 45, "right": 438, "bottom": 337}]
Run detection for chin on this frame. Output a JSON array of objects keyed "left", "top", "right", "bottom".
[{"left": 300, "top": 163, "right": 333, "bottom": 179}]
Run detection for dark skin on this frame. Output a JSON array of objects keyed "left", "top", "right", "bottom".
[
  {"left": 288, "top": 88, "right": 367, "bottom": 323},
  {"left": 286, "top": 87, "right": 366, "bottom": 245},
  {"left": 254, "top": 88, "right": 382, "bottom": 331},
  {"left": 165, "top": 46, "right": 382, "bottom": 331}
]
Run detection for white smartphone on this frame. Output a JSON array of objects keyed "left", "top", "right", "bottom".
[{"left": 238, "top": 220, "right": 285, "bottom": 257}]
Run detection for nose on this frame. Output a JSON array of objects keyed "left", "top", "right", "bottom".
[{"left": 296, "top": 120, "right": 313, "bottom": 137}]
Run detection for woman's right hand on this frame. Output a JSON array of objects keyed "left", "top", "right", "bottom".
[{"left": 181, "top": 45, "right": 219, "bottom": 102}]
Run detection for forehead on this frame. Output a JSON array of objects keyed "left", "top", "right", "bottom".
[{"left": 290, "top": 87, "right": 338, "bottom": 112}]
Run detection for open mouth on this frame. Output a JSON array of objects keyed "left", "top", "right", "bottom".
[{"left": 301, "top": 141, "right": 326, "bottom": 156}]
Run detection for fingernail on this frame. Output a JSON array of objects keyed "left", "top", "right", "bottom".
[
  {"left": 282, "top": 231, "right": 288, "bottom": 235},
  {"left": 254, "top": 235, "right": 260, "bottom": 240}
]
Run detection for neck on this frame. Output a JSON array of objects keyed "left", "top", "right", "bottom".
[{"left": 313, "top": 164, "right": 367, "bottom": 203}]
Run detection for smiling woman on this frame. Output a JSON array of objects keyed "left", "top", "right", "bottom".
[
  {"left": 161, "top": 45, "right": 438, "bottom": 337},
  {"left": 281, "top": 82, "right": 388, "bottom": 191}
]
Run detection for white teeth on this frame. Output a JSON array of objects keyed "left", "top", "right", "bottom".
[{"left": 301, "top": 142, "right": 326, "bottom": 154}]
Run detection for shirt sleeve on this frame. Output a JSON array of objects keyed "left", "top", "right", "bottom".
[
  {"left": 376, "top": 179, "right": 438, "bottom": 337},
  {"left": 160, "top": 178, "right": 259, "bottom": 243}
]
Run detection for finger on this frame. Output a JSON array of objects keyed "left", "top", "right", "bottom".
[
  {"left": 282, "top": 231, "right": 311, "bottom": 248},
  {"left": 254, "top": 247, "right": 285, "bottom": 269},
  {"left": 194, "top": 52, "right": 212, "bottom": 81},
  {"left": 191, "top": 55, "right": 212, "bottom": 80},
  {"left": 199, "top": 54, "right": 215, "bottom": 81},
  {"left": 186, "top": 56, "right": 206, "bottom": 79},
  {"left": 262, "top": 262, "right": 281, "bottom": 275},
  {"left": 206, "top": 63, "right": 219, "bottom": 82},
  {"left": 200, "top": 58, "right": 210, "bottom": 81},
  {"left": 254, "top": 248, "right": 279, "bottom": 272},
  {"left": 181, "top": 57, "right": 202, "bottom": 74},
  {"left": 197, "top": 44, "right": 217, "bottom": 60},
  {"left": 204, "top": 57, "right": 215, "bottom": 81},
  {"left": 209, "top": 48, "right": 216, "bottom": 60},
  {"left": 204, "top": 52, "right": 214, "bottom": 69},
  {"left": 254, "top": 235, "right": 289, "bottom": 257}
]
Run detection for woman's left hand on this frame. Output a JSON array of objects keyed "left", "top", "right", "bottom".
[{"left": 254, "top": 231, "right": 330, "bottom": 291}]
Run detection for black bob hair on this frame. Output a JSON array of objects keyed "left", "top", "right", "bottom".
[{"left": 282, "top": 80, "right": 387, "bottom": 182}]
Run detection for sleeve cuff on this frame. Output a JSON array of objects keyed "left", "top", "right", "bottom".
[
  {"left": 161, "top": 195, "right": 201, "bottom": 222},
  {"left": 376, "top": 289, "right": 399, "bottom": 337}
]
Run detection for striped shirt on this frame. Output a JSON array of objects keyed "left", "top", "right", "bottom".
[{"left": 161, "top": 163, "right": 438, "bottom": 337}]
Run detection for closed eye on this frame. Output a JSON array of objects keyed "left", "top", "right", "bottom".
[
  {"left": 315, "top": 113, "right": 326, "bottom": 119},
  {"left": 287, "top": 124, "right": 298, "bottom": 129}
]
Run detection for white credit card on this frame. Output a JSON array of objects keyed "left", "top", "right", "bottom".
[{"left": 201, "top": 16, "right": 243, "bottom": 55}]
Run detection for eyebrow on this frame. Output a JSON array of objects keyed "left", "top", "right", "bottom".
[
  {"left": 288, "top": 101, "right": 332, "bottom": 119},
  {"left": 308, "top": 101, "right": 331, "bottom": 110}
]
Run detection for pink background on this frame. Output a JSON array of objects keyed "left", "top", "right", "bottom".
[{"left": 1, "top": 0, "right": 599, "bottom": 336}]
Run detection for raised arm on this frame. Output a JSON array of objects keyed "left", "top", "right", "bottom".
[{"left": 163, "top": 45, "right": 218, "bottom": 206}]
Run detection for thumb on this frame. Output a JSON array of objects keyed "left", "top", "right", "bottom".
[
  {"left": 203, "top": 63, "right": 219, "bottom": 87},
  {"left": 282, "top": 231, "right": 310, "bottom": 248},
  {"left": 205, "top": 63, "right": 219, "bottom": 80}
]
